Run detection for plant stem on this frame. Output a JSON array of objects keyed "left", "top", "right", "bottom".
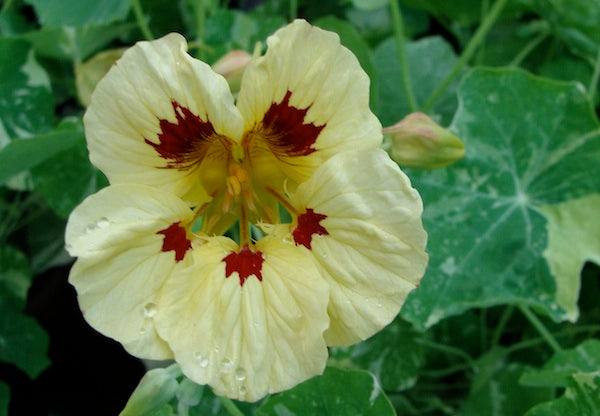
[
  {"left": 421, "top": 362, "right": 472, "bottom": 378},
  {"left": 131, "top": 0, "right": 154, "bottom": 40},
  {"left": 490, "top": 305, "right": 514, "bottom": 347},
  {"left": 219, "top": 397, "right": 244, "bottom": 416},
  {"left": 518, "top": 305, "right": 562, "bottom": 353},
  {"left": 290, "top": 0, "right": 298, "bottom": 20},
  {"left": 416, "top": 339, "right": 476, "bottom": 367},
  {"left": 422, "top": 0, "right": 509, "bottom": 111},
  {"left": 389, "top": 0, "right": 418, "bottom": 112},
  {"left": 506, "top": 324, "right": 600, "bottom": 355},
  {"left": 589, "top": 49, "right": 600, "bottom": 103},
  {"left": 509, "top": 31, "right": 549, "bottom": 67}
]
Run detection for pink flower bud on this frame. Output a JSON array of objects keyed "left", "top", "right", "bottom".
[
  {"left": 383, "top": 112, "right": 465, "bottom": 169},
  {"left": 212, "top": 50, "right": 252, "bottom": 94}
]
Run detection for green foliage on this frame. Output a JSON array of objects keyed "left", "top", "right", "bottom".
[
  {"left": 0, "top": 38, "right": 53, "bottom": 141},
  {"left": 526, "top": 372, "right": 600, "bottom": 415},
  {"left": 1, "top": 0, "right": 600, "bottom": 414},
  {"left": 256, "top": 367, "right": 396, "bottom": 415},
  {"left": 24, "top": 0, "right": 130, "bottom": 27},
  {"left": 0, "top": 382, "right": 8, "bottom": 416},
  {"left": 402, "top": 68, "right": 600, "bottom": 329},
  {"left": 331, "top": 318, "right": 425, "bottom": 391},
  {"left": 0, "top": 246, "right": 49, "bottom": 378},
  {"left": 373, "top": 35, "right": 459, "bottom": 125}
]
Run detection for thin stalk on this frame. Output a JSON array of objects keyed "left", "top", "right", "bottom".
[
  {"left": 131, "top": 0, "right": 154, "bottom": 40},
  {"left": 422, "top": 0, "right": 510, "bottom": 111},
  {"left": 421, "top": 362, "right": 472, "bottom": 378},
  {"left": 518, "top": 305, "right": 562, "bottom": 353},
  {"left": 589, "top": 49, "right": 600, "bottom": 103},
  {"left": 509, "top": 31, "right": 549, "bottom": 67},
  {"left": 290, "top": 0, "right": 298, "bottom": 20},
  {"left": 490, "top": 305, "right": 514, "bottom": 347},
  {"left": 193, "top": 0, "right": 207, "bottom": 59},
  {"left": 416, "top": 339, "right": 476, "bottom": 368},
  {"left": 389, "top": 0, "right": 418, "bottom": 112},
  {"left": 480, "top": 308, "right": 487, "bottom": 353},
  {"left": 219, "top": 397, "right": 244, "bottom": 416},
  {"left": 239, "top": 204, "right": 250, "bottom": 246},
  {"left": 265, "top": 187, "right": 298, "bottom": 215},
  {"left": 475, "top": 0, "right": 490, "bottom": 64}
]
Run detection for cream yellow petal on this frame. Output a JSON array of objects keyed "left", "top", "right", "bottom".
[
  {"left": 290, "top": 149, "right": 428, "bottom": 346},
  {"left": 237, "top": 19, "right": 381, "bottom": 185},
  {"left": 154, "top": 237, "right": 329, "bottom": 402},
  {"left": 66, "top": 184, "right": 195, "bottom": 359},
  {"left": 85, "top": 33, "right": 243, "bottom": 201}
]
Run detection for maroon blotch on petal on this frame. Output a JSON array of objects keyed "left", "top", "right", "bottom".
[
  {"left": 293, "top": 208, "right": 328, "bottom": 249},
  {"left": 146, "top": 101, "right": 216, "bottom": 169},
  {"left": 223, "top": 245, "right": 264, "bottom": 286},
  {"left": 157, "top": 222, "right": 191, "bottom": 262},
  {"left": 262, "top": 91, "right": 325, "bottom": 157}
]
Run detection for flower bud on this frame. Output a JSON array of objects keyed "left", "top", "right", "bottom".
[
  {"left": 383, "top": 112, "right": 465, "bottom": 169},
  {"left": 212, "top": 50, "right": 252, "bottom": 94},
  {"left": 75, "top": 48, "right": 125, "bottom": 107}
]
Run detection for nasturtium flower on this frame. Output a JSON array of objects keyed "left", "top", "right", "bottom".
[{"left": 66, "top": 20, "right": 428, "bottom": 402}]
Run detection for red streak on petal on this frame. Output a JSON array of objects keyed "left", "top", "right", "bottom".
[
  {"left": 157, "top": 222, "right": 191, "bottom": 262},
  {"left": 223, "top": 245, "right": 264, "bottom": 286},
  {"left": 145, "top": 101, "right": 216, "bottom": 168},
  {"left": 262, "top": 91, "right": 324, "bottom": 157},
  {"left": 293, "top": 208, "right": 329, "bottom": 250}
]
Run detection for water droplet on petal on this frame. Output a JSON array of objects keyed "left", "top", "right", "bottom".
[
  {"left": 139, "top": 326, "right": 147, "bottom": 334},
  {"left": 235, "top": 368, "right": 246, "bottom": 381},
  {"left": 97, "top": 217, "right": 110, "bottom": 228},
  {"left": 221, "top": 358, "right": 234, "bottom": 372},
  {"left": 143, "top": 302, "right": 157, "bottom": 318},
  {"left": 239, "top": 386, "right": 247, "bottom": 396},
  {"left": 195, "top": 352, "right": 209, "bottom": 368}
]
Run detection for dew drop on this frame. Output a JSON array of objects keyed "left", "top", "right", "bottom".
[
  {"left": 195, "top": 352, "right": 209, "bottom": 368},
  {"left": 143, "top": 302, "right": 157, "bottom": 318},
  {"left": 235, "top": 367, "right": 246, "bottom": 381},
  {"left": 97, "top": 217, "right": 110, "bottom": 229},
  {"left": 139, "top": 326, "right": 147, "bottom": 334},
  {"left": 221, "top": 358, "right": 234, "bottom": 372},
  {"left": 239, "top": 386, "right": 247, "bottom": 396}
]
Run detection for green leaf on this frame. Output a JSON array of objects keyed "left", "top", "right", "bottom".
[
  {"left": 203, "top": 9, "right": 284, "bottom": 63},
  {"left": 539, "top": 195, "right": 600, "bottom": 320},
  {"left": 32, "top": 138, "right": 108, "bottom": 218},
  {"left": 525, "top": 371, "right": 600, "bottom": 416},
  {"left": 400, "top": 0, "right": 533, "bottom": 26},
  {"left": 331, "top": 318, "right": 425, "bottom": 391},
  {"left": 0, "top": 293, "right": 50, "bottom": 378},
  {"left": 0, "top": 381, "right": 9, "bottom": 416},
  {"left": 520, "top": 339, "right": 600, "bottom": 388},
  {"left": 0, "top": 126, "right": 82, "bottom": 185},
  {"left": 21, "top": 24, "right": 134, "bottom": 61},
  {"left": 140, "top": 0, "right": 185, "bottom": 38},
  {"left": 256, "top": 367, "right": 395, "bottom": 416},
  {"left": 345, "top": 3, "right": 429, "bottom": 42},
  {"left": 0, "top": 38, "right": 53, "bottom": 143},
  {"left": 24, "top": 0, "right": 131, "bottom": 27},
  {"left": 120, "top": 364, "right": 182, "bottom": 416},
  {"left": 534, "top": 0, "right": 600, "bottom": 59},
  {"left": 352, "top": 0, "right": 388, "bottom": 11},
  {"left": 0, "top": 245, "right": 32, "bottom": 305},
  {"left": 373, "top": 36, "right": 459, "bottom": 126},
  {"left": 25, "top": 209, "right": 69, "bottom": 274},
  {"left": 314, "top": 16, "right": 378, "bottom": 108},
  {"left": 401, "top": 68, "right": 600, "bottom": 330},
  {"left": 461, "top": 349, "right": 554, "bottom": 415}
]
